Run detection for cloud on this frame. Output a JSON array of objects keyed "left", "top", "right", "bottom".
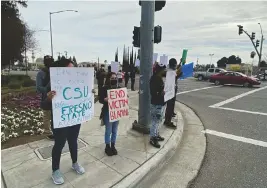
[{"left": 19, "top": 1, "right": 267, "bottom": 66}]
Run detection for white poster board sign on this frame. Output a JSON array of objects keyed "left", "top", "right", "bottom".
[
  {"left": 135, "top": 59, "right": 140, "bottom": 67},
  {"left": 164, "top": 70, "right": 176, "bottom": 102},
  {"left": 107, "top": 88, "right": 129, "bottom": 122},
  {"left": 160, "top": 54, "right": 168, "bottom": 66},
  {"left": 111, "top": 61, "right": 120, "bottom": 73},
  {"left": 50, "top": 67, "right": 94, "bottom": 129},
  {"left": 153, "top": 53, "right": 158, "bottom": 64}
]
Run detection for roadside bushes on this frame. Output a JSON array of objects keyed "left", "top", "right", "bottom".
[{"left": 2, "top": 74, "right": 35, "bottom": 88}]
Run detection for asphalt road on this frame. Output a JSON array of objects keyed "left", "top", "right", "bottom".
[{"left": 144, "top": 79, "right": 267, "bottom": 188}]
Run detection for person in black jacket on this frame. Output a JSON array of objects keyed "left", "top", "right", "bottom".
[
  {"left": 130, "top": 65, "right": 136, "bottom": 91},
  {"left": 99, "top": 72, "right": 120, "bottom": 156},
  {"left": 150, "top": 63, "right": 166, "bottom": 148},
  {"left": 96, "top": 65, "right": 106, "bottom": 97}
]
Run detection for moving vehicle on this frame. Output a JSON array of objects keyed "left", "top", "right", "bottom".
[
  {"left": 194, "top": 68, "right": 226, "bottom": 81},
  {"left": 210, "top": 71, "right": 261, "bottom": 87}
]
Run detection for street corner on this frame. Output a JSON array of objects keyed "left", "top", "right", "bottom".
[
  {"left": 113, "top": 110, "right": 185, "bottom": 188},
  {"left": 175, "top": 102, "right": 207, "bottom": 188}
]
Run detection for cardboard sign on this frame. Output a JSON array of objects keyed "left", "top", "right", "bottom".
[
  {"left": 111, "top": 61, "right": 120, "bottom": 73},
  {"left": 164, "top": 70, "right": 176, "bottom": 102},
  {"left": 107, "top": 88, "right": 129, "bottom": 122},
  {"left": 50, "top": 67, "right": 94, "bottom": 129}
]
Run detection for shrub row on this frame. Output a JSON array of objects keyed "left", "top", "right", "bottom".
[{"left": 1, "top": 74, "right": 35, "bottom": 89}]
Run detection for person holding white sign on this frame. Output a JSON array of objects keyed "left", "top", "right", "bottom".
[
  {"left": 99, "top": 72, "right": 120, "bottom": 156},
  {"left": 46, "top": 59, "right": 95, "bottom": 185}
]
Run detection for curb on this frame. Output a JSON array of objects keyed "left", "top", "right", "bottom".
[{"left": 112, "top": 108, "right": 185, "bottom": 188}]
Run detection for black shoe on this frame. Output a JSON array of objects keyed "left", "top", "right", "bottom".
[
  {"left": 165, "top": 122, "right": 177, "bottom": 129},
  {"left": 150, "top": 137, "right": 160, "bottom": 148},
  {"left": 156, "top": 135, "right": 165, "bottom": 142},
  {"left": 111, "top": 143, "right": 118, "bottom": 155},
  {"left": 105, "top": 144, "right": 113, "bottom": 156},
  {"left": 46, "top": 134, "right": 54, "bottom": 140}
]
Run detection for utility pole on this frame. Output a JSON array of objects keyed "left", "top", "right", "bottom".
[
  {"left": 209, "top": 54, "right": 214, "bottom": 68},
  {"left": 132, "top": 1, "right": 155, "bottom": 134},
  {"left": 98, "top": 57, "right": 99, "bottom": 69},
  {"left": 258, "top": 23, "right": 264, "bottom": 65}
]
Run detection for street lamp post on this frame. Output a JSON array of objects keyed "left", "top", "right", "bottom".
[
  {"left": 258, "top": 23, "right": 264, "bottom": 64},
  {"left": 209, "top": 53, "right": 214, "bottom": 68},
  {"left": 49, "top": 10, "right": 78, "bottom": 57}
]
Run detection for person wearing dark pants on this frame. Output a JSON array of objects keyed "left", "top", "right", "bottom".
[
  {"left": 164, "top": 58, "right": 182, "bottom": 129},
  {"left": 51, "top": 124, "right": 82, "bottom": 174},
  {"left": 96, "top": 65, "right": 106, "bottom": 97},
  {"left": 130, "top": 66, "right": 136, "bottom": 91},
  {"left": 124, "top": 72, "right": 129, "bottom": 88},
  {"left": 99, "top": 72, "right": 120, "bottom": 156},
  {"left": 45, "top": 59, "right": 97, "bottom": 185}
]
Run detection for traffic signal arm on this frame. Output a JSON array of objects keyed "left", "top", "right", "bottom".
[{"left": 242, "top": 30, "right": 260, "bottom": 57}]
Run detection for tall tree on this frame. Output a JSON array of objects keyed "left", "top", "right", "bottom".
[
  {"left": 72, "top": 56, "right": 77, "bottom": 63},
  {"left": 217, "top": 57, "right": 228, "bottom": 68},
  {"left": 115, "top": 47, "right": 118, "bottom": 62},
  {"left": 130, "top": 47, "right": 134, "bottom": 66},
  {"left": 122, "top": 45, "right": 129, "bottom": 72},
  {"left": 228, "top": 55, "right": 242, "bottom": 64},
  {"left": 1, "top": 1, "right": 28, "bottom": 68}
]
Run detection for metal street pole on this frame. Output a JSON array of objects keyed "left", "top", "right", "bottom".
[
  {"left": 258, "top": 23, "right": 264, "bottom": 66},
  {"left": 209, "top": 53, "right": 214, "bottom": 68},
  {"left": 132, "top": 0, "right": 155, "bottom": 134},
  {"left": 49, "top": 13, "right": 53, "bottom": 57},
  {"left": 49, "top": 10, "right": 78, "bottom": 58}
]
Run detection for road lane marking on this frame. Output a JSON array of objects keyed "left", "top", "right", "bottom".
[
  {"left": 213, "top": 106, "right": 267, "bottom": 116},
  {"left": 209, "top": 86, "right": 267, "bottom": 108},
  {"left": 177, "top": 86, "right": 221, "bottom": 95},
  {"left": 202, "top": 129, "right": 267, "bottom": 148}
]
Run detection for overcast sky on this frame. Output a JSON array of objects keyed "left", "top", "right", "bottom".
[{"left": 19, "top": 1, "right": 267, "bottom": 65}]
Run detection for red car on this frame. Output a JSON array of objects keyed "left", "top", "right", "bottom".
[{"left": 210, "top": 71, "right": 261, "bottom": 87}]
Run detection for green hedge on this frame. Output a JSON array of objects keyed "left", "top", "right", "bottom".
[{"left": 2, "top": 74, "right": 32, "bottom": 86}]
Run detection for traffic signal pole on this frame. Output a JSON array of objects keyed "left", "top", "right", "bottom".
[{"left": 132, "top": 0, "right": 155, "bottom": 134}]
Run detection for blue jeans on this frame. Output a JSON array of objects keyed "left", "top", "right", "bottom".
[
  {"left": 103, "top": 112, "right": 119, "bottom": 144},
  {"left": 150, "top": 104, "right": 165, "bottom": 137}
]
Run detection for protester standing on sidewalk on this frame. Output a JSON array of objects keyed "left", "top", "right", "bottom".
[
  {"left": 150, "top": 63, "right": 166, "bottom": 148},
  {"left": 99, "top": 72, "right": 120, "bottom": 156},
  {"left": 130, "top": 65, "right": 136, "bottom": 91},
  {"left": 163, "top": 58, "right": 183, "bottom": 129},
  {"left": 96, "top": 64, "right": 105, "bottom": 97},
  {"left": 36, "top": 55, "right": 54, "bottom": 140},
  {"left": 124, "top": 71, "right": 130, "bottom": 88},
  {"left": 117, "top": 70, "right": 123, "bottom": 86},
  {"left": 46, "top": 59, "right": 96, "bottom": 185}
]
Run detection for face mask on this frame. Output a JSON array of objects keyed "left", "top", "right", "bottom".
[{"left": 110, "top": 79, "right": 117, "bottom": 86}]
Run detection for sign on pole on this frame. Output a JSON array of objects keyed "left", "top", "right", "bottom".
[
  {"left": 164, "top": 70, "right": 176, "bottom": 102},
  {"left": 50, "top": 67, "right": 94, "bottom": 129},
  {"left": 107, "top": 88, "right": 129, "bottom": 122}
]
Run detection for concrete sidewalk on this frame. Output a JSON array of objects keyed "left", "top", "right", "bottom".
[{"left": 1, "top": 90, "right": 184, "bottom": 188}]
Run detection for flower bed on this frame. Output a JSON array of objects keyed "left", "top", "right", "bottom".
[{"left": 1, "top": 92, "right": 45, "bottom": 143}]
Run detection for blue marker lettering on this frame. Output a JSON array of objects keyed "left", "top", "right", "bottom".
[
  {"left": 74, "top": 88, "right": 82, "bottom": 99},
  {"left": 63, "top": 87, "right": 72, "bottom": 100}
]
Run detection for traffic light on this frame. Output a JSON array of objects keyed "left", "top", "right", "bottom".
[
  {"left": 251, "top": 32, "right": 255, "bottom": 40},
  {"left": 154, "top": 25, "right": 162, "bottom": 44},
  {"left": 139, "top": 0, "right": 166, "bottom": 12},
  {"left": 132, "top": 26, "right": 140, "bottom": 48},
  {"left": 256, "top": 40, "right": 260, "bottom": 47},
  {"left": 238, "top": 25, "right": 243, "bottom": 35}
]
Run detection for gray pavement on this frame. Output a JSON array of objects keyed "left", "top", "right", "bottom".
[
  {"left": 1, "top": 90, "right": 183, "bottom": 188},
  {"left": 175, "top": 79, "right": 267, "bottom": 188}
]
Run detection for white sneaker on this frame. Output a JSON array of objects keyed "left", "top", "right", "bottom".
[
  {"left": 72, "top": 162, "right": 85, "bottom": 174},
  {"left": 52, "top": 170, "right": 64, "bottom": 185}
]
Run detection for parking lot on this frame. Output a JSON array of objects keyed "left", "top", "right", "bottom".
[{"left": 175, "top": 79, "right": 267, "bottom": 188}]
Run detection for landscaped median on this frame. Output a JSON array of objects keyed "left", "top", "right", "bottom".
[{"left": 1, "top": 94, "right": 185, "bottom": 188}]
